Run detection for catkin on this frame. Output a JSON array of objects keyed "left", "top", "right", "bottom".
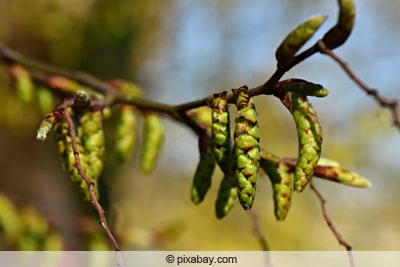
[
  {"left": 260, "top": 151, "right": 293, "bottom": 220},
  {"left": 233, "top": 86, "right": 260, "bottom": 210},
  {"left": 191, "top": 134, "right": 216, "bottom": 204}
]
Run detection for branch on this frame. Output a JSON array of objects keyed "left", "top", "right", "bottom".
[
  {"left": 318, "top": 40, "right": 400, "bottom": 131},
  {"left": 309, "top": 182, "right": 355, "bottom": 267},
  {"left": 62, "top": 107, "right": 121, "bottom": 252},
  {"left": 0, "top": 42, "right": 319, "bottom": 119}
]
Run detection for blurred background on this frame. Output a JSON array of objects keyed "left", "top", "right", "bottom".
[{"left": 0, "top": 0, "right": 399, "bottom": 250}]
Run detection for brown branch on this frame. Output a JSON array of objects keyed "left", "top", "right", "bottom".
[
  {"left": 309, "top": 182, "right": 355, "bottom": 267},
  {"left": 62, "top": 108, "right": 121, "bottom": 252},
  {"left": 0, "top": 42, "right": 318, "bottom": 121},
  {"left": 318, "top": 40, "right": 400, "bottom": 131}
]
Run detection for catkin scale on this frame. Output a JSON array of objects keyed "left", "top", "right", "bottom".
[{"left": 233, "top": 86, "right": 260, "bottom": 210}]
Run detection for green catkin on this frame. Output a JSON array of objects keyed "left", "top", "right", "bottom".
[
  {"left": 215, "top": 173, "right": 237, "bottom": 219},
  {"left": 276, "top": 15, "right": 327, "bottom": 63},
  {"left": 140, "top": 112, "right": 165, "bottom": 173},
  {"left": 280, "top": 92, "right": 323, "bottom": 192},
  {"left": 115, "top": 105, "right": 138, "bottom": 162},
  {"left": 47, "top": 76, "right": 86, "bottom": 94},
  {"left": 210, "top": 92, "right": 238, "bottom": 217},
  {"left": 191, "top": 134, "right": 216, "bottom": 204},
  {"left": 260, "top": 151, "right": 293, "bottom": 221},
  {"left": 316, "top": 158, "right": 372, "bottom": 188},
  {"left": 36, "top": 85, "right": 55, "bottom": 115},
  {"left": 11, "top": 65, "right": 34, "bottom": 104},
  {"left": 233, "top": 86, "right": 260, "bottom": 210},
  {"left": 78, "top": 108, "right": 105, "bottom": 180},
  {"left": 53, "top": 104, "right": 104, "bottom": 201},
  {"left": 211, "top": 92, "right": 232, "bottom": 173},
  {"left": 0, "top": 194, "right": 23, "bottom": 241},
  {"left": 109, "top": 79, "right": 143, "bottom": 99},
  {"left": 323, "top": 0, "right": 355, "bottom": 49},
  {"left": 108, "top": 80, "right": 143, "bottom": 163},
  {"left": 0, "top": 194, "right": 62, "bottom": 250}
]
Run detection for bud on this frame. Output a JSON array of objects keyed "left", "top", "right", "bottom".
[
  {"left": 274, "top": 78, "right": 329, "bottom": 98},
  {"left": 276, "top": 15, "right": 327, "bottom": 63},
  {"left": 322, "top": 0, "right": 355, "bottom": 49}
]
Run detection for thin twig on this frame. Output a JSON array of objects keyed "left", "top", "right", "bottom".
[
  {"left": 309, "top": 181, "right": 355, "bottom": 267},
  {"left": 62, "top": 109, "right": 121, "bottom": 252},
  {"left": 318, "top": 40, "right": 400, "bottom": 131},
  {"left": 248, "top": 210, "right": 272, "bottom": 267},
  {"left": 248, "top": 210, "right": 270, "bottom": 251}
]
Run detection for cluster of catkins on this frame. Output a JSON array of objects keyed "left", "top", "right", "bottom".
[
  {"left": 190, "top": 0, "right": 371, "bottom": 221},
  {"left": 35, "top": 81, "right": 164, "bottom": 202},
  {"left": 12, "top": 0, "right": 367, "bottom": 221},
  {"left": 190, "top": 79, "right": 370, "bottom": 221}
]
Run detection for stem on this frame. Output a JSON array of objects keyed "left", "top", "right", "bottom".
[
  {"left": 62, "top": 107, "right": 121, "bottom": 253},
  {"left": 248, "top": 210, "right": 270, "bottom": 251},
  {"left": 318, "top": 40, "right": 400, "bottom": 131},
  {"left": 309, "top": 182, "right": 355, "bottom": 267}
]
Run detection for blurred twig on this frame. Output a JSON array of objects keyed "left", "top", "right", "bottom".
[
  {"left": 318, "top": 40, "right": 400, "bottom": 131},
  {"left": 248, "top": 210, "right": 269, "bottom": 251},
  {"left": 309, "top": 181, "right": 355, "bottom": 267}
]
